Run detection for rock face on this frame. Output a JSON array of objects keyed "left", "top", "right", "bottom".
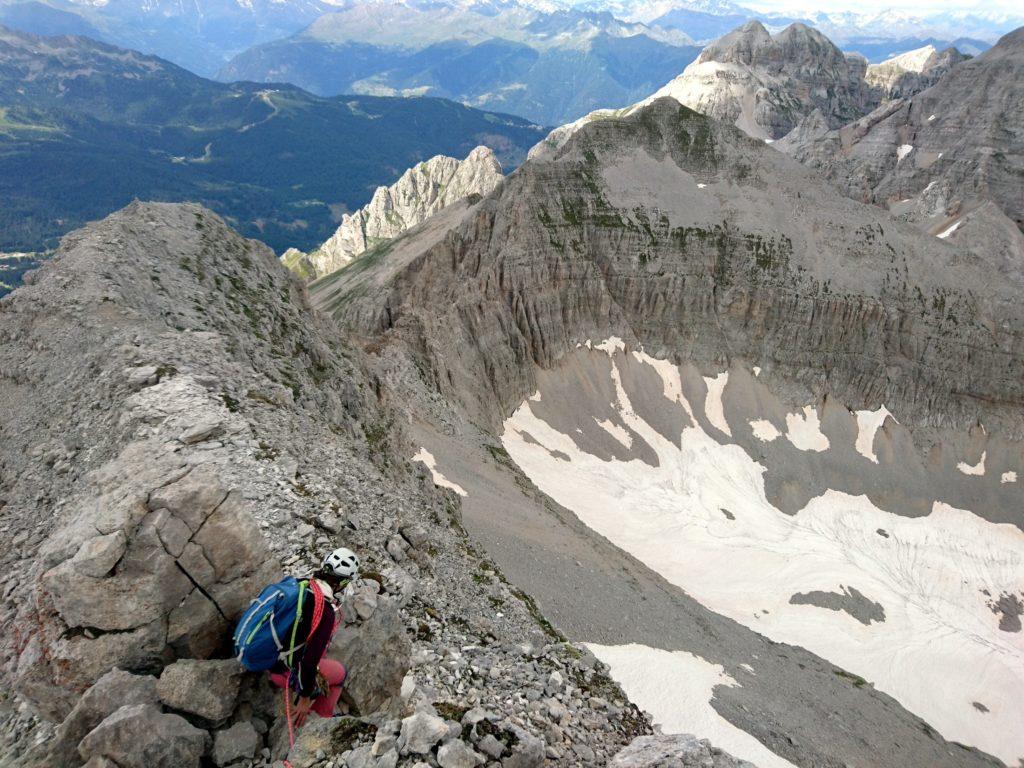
[
  {"left": 319, "top": 98, "right": 1024, "bottom": 435},
  {"left": 779, "top": 27, "right": 1024, "bottom": 278},
  {"left": 610, "top": 734, "right": 756, "bottom": 767},
  {"left": 77, "top": 703, "right": 210, "bottom": 768},
  {"left": 294, "top": 147, "right": 504, "bottom": 280},
  {"left": 865, "top": 45, "right": 968, "bottom": 100}
]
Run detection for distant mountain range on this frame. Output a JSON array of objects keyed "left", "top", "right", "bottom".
[
  {"left": 0, "top": 0, "right": 1011, "bottom": 128},
  {"left": 0, "top": 25, "right": 546, "bottom": 256},
  {"left": 216, "top": 1, "right": 703, "bottom": 126}
]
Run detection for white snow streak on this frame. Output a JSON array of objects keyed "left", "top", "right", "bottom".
[
  {"left": 411, "top": 447, "right": 468, "bottom": 497},
  {"left": 1002, "top": 471, "right": 1018, "bottom": 484},
  {"left": 703, "top": 373, "right": 731, "bottom": 436},
  {"left": 588, "top": 644, "right": 797, "bottom": 768},
  {"left": 937, "top": 219, "right": 962, "bottom": 239},
  {"left": 958, "top": 452, "right": 986, "bottom": 476},
  {"left": 855, "top": 407, "right": 893, "bottom": 463},
  {"left": 896, "top": 144, "right": 913, "bottom": 163}
]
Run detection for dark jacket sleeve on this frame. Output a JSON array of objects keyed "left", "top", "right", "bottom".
[{"left": 294, "top": 603, "right": 335, "bottom": 698}]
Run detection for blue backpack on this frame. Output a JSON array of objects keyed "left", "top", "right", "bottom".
[{"left": 233, "top": 577, "right": 321, "bottom": 672}]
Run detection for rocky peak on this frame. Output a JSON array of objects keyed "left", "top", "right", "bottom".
[
  {"left": 865, "top": 44, "right": 968, "bottom": 100},
  {"left": 696, "top": 19, "right": 771, "bottom": 65},
  {"left": 289, "top": 146, "right": 504, "bottom": 281}
]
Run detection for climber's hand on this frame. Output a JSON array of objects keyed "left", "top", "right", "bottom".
[{"left": 292, "top": 696, "right": 314, "bottom": 728}]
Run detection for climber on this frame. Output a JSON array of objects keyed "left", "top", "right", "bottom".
[
  {"left": 272, "top": 546, "right": 361, "bottom": 726},
  {"left": 234, "top": 546, "right": 361, "bottom": 728}
]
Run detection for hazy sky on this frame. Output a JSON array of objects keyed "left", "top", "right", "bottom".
[{"left": 742, "top": 0, "right": 1021, "bottom": 14}]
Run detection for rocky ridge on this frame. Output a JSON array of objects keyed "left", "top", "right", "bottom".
[
  {"left": 864, "top": 44, "right": 969, "bottom": 100},
  {"left": 528, "top": 20, "right": 975, "bottom": 161},
  {"left": 0, "top": 202, "right": 663, "bottom": 768},
  {"left": 288, "top": 147, "right": 505, "bottom": 281}
]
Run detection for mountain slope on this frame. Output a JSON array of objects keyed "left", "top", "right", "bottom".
[
  {"left": 779, "top": 26, "right": 1024, "bottom": 275},
  {"left": 0, "top": 25, "right": 545, "bottom": 257},
  {"left": 311, "top": 97, "right": 1024, "bottom": 767},
  {"left": 0, "top": 199, "right": 665, "bottom": 767},
  {"left": 217, "top": 2, "right": 702, "bottom": 126}
]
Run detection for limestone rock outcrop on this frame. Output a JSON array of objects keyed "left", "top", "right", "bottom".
[
  {"left": 865, "top": 45, "right": 969, "bottom": 100},
  {"left": 77, "top": 703, "right": 210, "bottom": 768},
  {"left": 610, "top": 733, "right": 756, "bottom": 767},
  {"left": 294, "top": 146, "right": 504, "bottom": 280}
]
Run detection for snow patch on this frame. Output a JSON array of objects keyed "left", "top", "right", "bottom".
[
  {"left": 750, "top": 419, "right": 781, "bottom": 442},
  {"left": 785, "top": 406, "right": 829, "bottom": 451},
  {"left": 855, "top": 407, "right": 893, "bottom": 463},
  {"left": 588, "top": 644, "right": 797, "bottom": 768},
  {"left": 595, "top": 336, "right": 626, "bottom": 355},
  {"left": 697, "top": 183, "right": 707, "bottom": 189},
  {"left": 502, "top": 343, "right": 1024, "bottom": 763},
  {"left": 752, "top": 366, "right": 761, "bottom": 376},
  {"left": 1002, "top": 471, "right": 1017, "bottom": 484},
  {"left": 937, "top": 219, "right": 962, "bottom": 239},
  {"left": 958, "top": 452, "right": 986, "bottom": 476},
  {"left": 703, "top": 373, "right": 731, "bottom": 436},
  {"left": 928, "top": 114, "right": 937, "bottom": 121},
  {"left": 411, "top": 447, "right": 468, "bottom": 497},
  {"left": 896, "top": 144, "right": 913, "bottom": 163}
]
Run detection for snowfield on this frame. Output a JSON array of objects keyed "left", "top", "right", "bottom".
[{"left": 502, "top": 340, "right": 1024, "bottom": 765}]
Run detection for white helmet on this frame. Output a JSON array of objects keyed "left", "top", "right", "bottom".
[{"left": 322, "top": 547, "right": 360, "bottom": 580}]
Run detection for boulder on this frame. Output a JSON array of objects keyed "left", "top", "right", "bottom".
[
  {"left": 609, "top": 734, "right": 756, "bottom": 768},
  {"left": 18, "top": 449, "right": 280, "bottom": 719},
  {"left": 399, "top": 711, "right": 448, "bottom": 755},
  {"left": 77, "top": 703, "right": 209, "bottom": 768},
  {"left": 48, "top": 669, "right": 159, "bottom": 766},
  {"left": 69, "top": 530, "right": 127, "bottom": 577},
  {"left": 438, "top": 739, "right": 485, "bottom": 768},
  {"left": 500, "top": 726, "right": 544, "bottom": 768},
  {"left": 285, "top": 717, "right": 378, "bottom": 768},
  {"left": 330, "top": 596, "right": 410, "bottom": 715},
  {"left": 213, "top": 721, "right": 260, "bottom": 766},
  {"left": 157, "top": 659, "right": 243, "bottom": 721}
]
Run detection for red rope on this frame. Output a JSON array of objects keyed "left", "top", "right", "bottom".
[{"left": 283, "top": 579, "right": 326, "bottom": 768}]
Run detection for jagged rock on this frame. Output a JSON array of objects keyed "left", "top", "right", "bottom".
[
  {"left": 331, "top": 596, "right": 411, "bottom": 715},
  {"left": 400, "top": 523, "right": 430, "bottom": 549},
  {"left": 438, "top": 739, "right": 485, "bottom": 768},
  {"left": 500, "top": 726, "right": 545, "bottom": 768},
  {"left": 180, "top": 418, "right": 223, "bottom": 444},
  {"left": 286, "top": 717, "right": 377, "bottom": 768},
  {"left": 478, "top": 734, "right": 507, "bottom": 759},
  {"left": 48, "top": 669, "right": 159, "bottom": 766},
  {"left": 77, "top": 703, "right": 209, "bottom": 768},
  {"left": 69, "top": 530, "right": 127, "bottom": 577},
  {"left": 213, "top": 721, "right": 261, "bottom": 766},
  {"left": 81, "top": 757, "right": 120, "bottom": 768},
  {"left": 157, "top": 659, "right": 243, "bottom": 721},
  {"left": 126, "top": 365, "right": 160, "bottom": 390},
  {"left": 865, "top": 45, "right": 968, "bottom": 100},
  {"left": 295, "top": 147, "right": 503, "bottom": 280},
  {"left": 399, "top": 711, "right": 448, "bottom": 754},
  {"left": 609, "top": 733, "right": 756, "bottom": 767},
  {"left": 780, "top": 27, "right": 1023, "bottom": 276}
]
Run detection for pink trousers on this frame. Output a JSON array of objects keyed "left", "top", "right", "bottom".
[{"left": 269, "top": 658, "right": 347, "bottom": 718}]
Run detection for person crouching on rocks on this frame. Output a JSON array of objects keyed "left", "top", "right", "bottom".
[{"left": 267, "top": 547, "right": 360, "bottom": 727}]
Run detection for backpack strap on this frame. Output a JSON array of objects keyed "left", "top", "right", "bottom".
[{"left": 283, "top": 579, "right": 327, "bottom": 671}]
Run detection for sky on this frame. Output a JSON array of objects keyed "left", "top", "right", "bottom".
[{"left": 742, "top": 0, "right": 1022, "bottom": 14}]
